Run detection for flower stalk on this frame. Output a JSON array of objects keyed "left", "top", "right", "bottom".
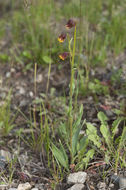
[{"left": 69, "top": 25, "right": 76, "bottom": 163}]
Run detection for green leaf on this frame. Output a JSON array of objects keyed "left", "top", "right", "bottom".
[
  {"left": 111, "top": 117, "right": 123, "bottom": 139},
  {"left": 73, "top": 105, "right": 83, "bottom": 132},
  {"left": 86, "top": 122, "right": 101, "bottom": 148},
  {"left": 59, "top": 140, "right": 68, "bottom": 165},
  {"left": 82, "top": 149, "right": 95, "bottom": 168},
  {"left": 77, "top": 136, "right": 89, "bottom": 161},
  {"left": 43, "top": 55, "right": 52, "bottom": 64},
  {"left": 51, "top": 143, "right": 69, "bottom": 170},
  {"left": 72, "top": 125, "right": 81, "bottom": 156},
  {"left": 118, "top": 126, "right": 126, "bottom": 150},
  {"left": 98, "top": 111, "right": 108, "bottom": 125},
  {"left": 100, "top": 124, "right": 112, "bottom": 147},
  {"left": 72, "top": 105, "right": 84, "bottom": 156}
]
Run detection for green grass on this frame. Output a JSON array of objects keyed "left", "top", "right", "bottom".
[{"left": 1, "top": 0, "right": 126, "bottom": 66}]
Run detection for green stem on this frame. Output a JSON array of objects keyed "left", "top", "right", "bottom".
[{"left": 69, "top": 25, "right": 76, "bottom": 163}]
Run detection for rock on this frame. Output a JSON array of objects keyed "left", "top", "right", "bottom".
[
  {"left": 19, "top": 99, "right": 29, "bottom": 107},
  {"left": 8, "top": 188, "right": 17, "bottom": 190},
  {"left": 36, "top": 74, "right": 43, "bottom": 83},
  {"left": 0, "top": 149, "right": 11, "bottom": 161},
  {"left": 0, "top": 92, "right": 6, "bottom": 98},
  {"left": 31, "top": 188, "right": 39, "bottom": 190},
  {"left": 35, "top": 184, "right": 44, "bottom": 190},
  {"left": 119, "top": 177, "right": 126, "bottom": 190},
  {"left": 0, "top": 155, "right": 7, "bottom": 169},
  {"left": 67, "top": 184, "right": 85, "bottom": 190},
  {"left": 18, "top": 87, "right": 25, "bottom": 95},
  {"left": 67, "top": 172, "right": 87, "bottom": 184},
  {"left": 0, "top": 184, "right": 8, "bottom": 190},
  {"left": 97, "top": 182, "right": 106, "bottom": 190},
  {"left": 29, "top": 91, "right": 34, "bottom": 97},
  {"left": 10, "top": 68, "right": 16, "bottom": 73},
  {"left": 17, "top": 182, "right": 31, "bottom": 190},
  {"left": 111, "top": 175, "right": 119, "bottom": 184},
  {"left": 6, "top": 72, "right": 11, "bottom": 78}
]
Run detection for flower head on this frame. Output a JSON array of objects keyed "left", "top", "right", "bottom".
[
  {"left": 59, "top": 52, "right": 69, "bottom": 60},
  {"left": 65, "top": 19, "right": 76, "bottom": 29},
  {"left": 58, "top": 33, "right": 67, "bottom": 43}
]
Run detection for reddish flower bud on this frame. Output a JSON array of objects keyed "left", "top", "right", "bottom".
[
  {"left": 59, "top": 52, "right": 69, "bottom": 60},
  {"left": 58, "top": 33, "right": 67, "bottom": 43},
  {"left": 65, "top": 19, "right": 76, "bottom": 29}
]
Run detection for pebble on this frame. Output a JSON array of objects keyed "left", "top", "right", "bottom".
[
  {"left": 67, "top": 184, "right": 85, "bottom": 190},
  {"left": 18, "top": 87, "right": 25, "bottom": 95},
  {"left": 31, "top": 188, "right": 39, "bottom": 190},
  {"left": 36, "top": 74, "right": 43, "bottom": 83},
  {"left": 19, "top": 99, "right": 29, "bottom": 107},
  {"left": 17, "top": 182, "right": 31, "bottom": 190},
  {"left": 119, "top": 177, "right": 126, "bottom": 190},
  {"left": 29, "top": 91, "right": 34, "bottom": 97},
  {"left": 67, "top": 172, "right": 87, "bottom": 184},
  {"left": 35, "top": 184, "right": 44, "bottom": 190},
  {"left": 0, "top": 92, "right": 6, "bottom": 98},
  {"left": 97, "top": 182, "right": 106, "bottom": 190},
  {"left": 8, "top": 188, "right": 17, "bottom": 190},
  {"left": 6, "top": 72, "right": 11, "bottom": 78},
  {"left": 10, "top": 68, "right": 16, "bottom": 73},
  {"left": 0, "top": 149, "right": 11, "bottom": 161}
]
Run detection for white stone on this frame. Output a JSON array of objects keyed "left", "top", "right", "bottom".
[
  {"left": 6, "top": 72, "right": 11, "bottom": 78},
  {"left": 36, "top": 74, "right": 43, "bottom": 83},
  {"left": 17, "top": 182, "right": 31, "bottom": 190},
  {"left": 8, "top": 188, "right": 17, "bottom": 190},
  {"left": 19, "top": 87, "right": 25, "bottom": 95},
  {"left": 10, "top": 68, "right": 16, "bottom": 73},
  {"left": 67, "top": 184, "right": 85, "bottom": 190},
  {"left": 67, "top": 172, "right": 87, "bottom": 184},
  {"left": 31, "top": 188, "right": 39, "bottom": 190},
  {"left": 119, "top": 177, "right": 126, "bottom": 190},
  {"left": 97, "top": 182, "right": 106, "bottom": 189},
  {"left": 0, "top": 149, "right": 11, "bottom": 161},
  {"left": 29, "top": 91, "right": 34, "bottom": 97}
]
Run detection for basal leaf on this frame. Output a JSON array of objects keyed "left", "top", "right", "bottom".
[
  {"left": 100, "top": 124, "right": 112, "bottom": 147},
  {"left": 98, "top": 111, "right": 108, "bottom": 125},
  {"left": 72, "top": 125, "right": 81, "bottom": 156},
  {"left": 51, "top": 143, "right": 69, "bottom": 170},
  {"left": 73, "top": 104, "right": 83, "bottom": 133},
  {"left": 86, "top": 123, "right": 101, "bottom": 148},
  {"left": 111, "top": 117, "right": 123, "bottom": 139},
  {"left": 118, "top": 126, "right": 126, "bottom": 149},
  {"left": 82, "top": 149, "right": 95, "bottom": 168}
]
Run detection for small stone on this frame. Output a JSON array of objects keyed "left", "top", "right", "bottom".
[
  {"left": 0, "top": 184, "right": 8, "bottom": 190},
  {"left": 10, "top": 68, "right": 16, "bottom": 73},
  {"left": 67, "top": 184, "right": 85, "bottom": 190},
  {"left": 19, "top": 100, "right": 28, "bottom": 107},
  {"left": 0, "top": 149, "right": 11, "bottom": 161},
  {"left": 119, "top": 177, "right": 126, "bottom": 190},
  {"left": 17, "top": 182, "right": 31, "bottom": 190},
  {"left": 35, "top": 184, "right": 44, "bottom": 190},
  {"left": 0, "top": 92, "right": 6, "bottom": 99},
  {"left": 67, "top": 172, "right": 87, "bottom": 184},
  {"left": 18, "top": 87, "right": 25, "bottom": 95},
  {"left": 108, "top": 183, "right": 114, "bottom": 188},
  {"left": 97, "top": 182, "right": 106, "bottom": 190},
  {"left": 8, "top": 188, "right": 17, "bottom": 190},
  {"left": 36, "top": 74, "right": 43, "bottom": 83},
  {"left": 6, "top": 72, "right": 11, "bottom": 78},
  {"left": 29, "top": 91, "right": 34, "bottom": 97},
  {"left": 31, "top": 188, "right": 39, "bottom": 190}
]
